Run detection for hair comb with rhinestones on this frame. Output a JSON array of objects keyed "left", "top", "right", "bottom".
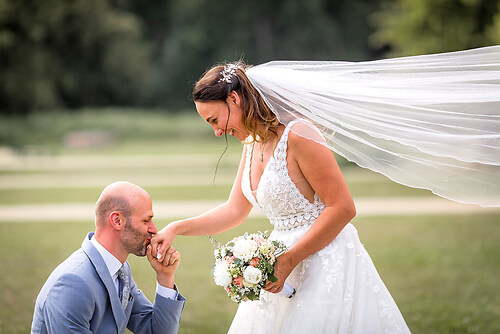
[{"left": 218, "top": 64, "right": 239, "bottom": 84}]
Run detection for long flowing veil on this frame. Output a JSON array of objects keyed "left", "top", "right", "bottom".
[{"left": 246, "top": 46, "right": 500, "bottom": 207}]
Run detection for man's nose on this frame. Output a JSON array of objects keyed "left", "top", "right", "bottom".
[{"left": 149, "top": 223, "right": 157, "bottom": 235}]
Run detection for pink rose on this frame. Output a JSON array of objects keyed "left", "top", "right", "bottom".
[
  {"left": 225, "top": 256, "right": 235, "bottom": 264},
  {"left": 233, "top": 276, "right": 243, "bottom": 287},
  {"left": 249, "top": 258, "right": 259, "bottom": 267}
]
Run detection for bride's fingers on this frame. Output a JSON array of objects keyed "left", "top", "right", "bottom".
[
  {"left": 263, "top": 281, "right": 283, "bottom": 293},
  {"left": 265, "top": 285, "right": 281, "bottom": 293},
  {"left": 145, "top": 244, "right": 154, "bottom": 262},
  {"left": 150, "top": 237, "right": 159, "bottom": 258},
  {"left": 155, "top": 241, "right": 170, "bottom": 262},
  {"left": 264, "top": 280, "right": 274, "bottom": 290}
]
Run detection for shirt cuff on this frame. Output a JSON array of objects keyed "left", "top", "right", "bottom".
[{"left": 156, "top": 283, "right": 179, "bottom": 300}]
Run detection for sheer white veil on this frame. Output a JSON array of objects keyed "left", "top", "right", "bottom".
[{"left": 246, "top": 46, "right": 500, "bottom": 207}]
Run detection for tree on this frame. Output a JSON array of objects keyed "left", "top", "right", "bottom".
[
  {"left": 159, "top": 0, "right": 381, "bottom": 109},
  {"left": 370, "top": 0, "right": 500, "bottom": 56},
  {"left": 1, "top": 0, "right": 385, "bottom": 113},
  {"left": 0, "top": 0, "right": 155, "bottom": 114}
]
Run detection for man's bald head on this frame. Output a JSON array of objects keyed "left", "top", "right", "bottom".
[{"left": 95, "top": 181, "right": 149, "bottom": 226}]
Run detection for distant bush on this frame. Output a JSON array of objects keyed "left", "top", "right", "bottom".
[{"left": 0, "top": 108, "right": 213, "bottom": 149}]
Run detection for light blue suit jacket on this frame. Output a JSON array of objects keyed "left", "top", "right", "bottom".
[{"left": 31, "top": 232, "right": 185, "bottom": 334}]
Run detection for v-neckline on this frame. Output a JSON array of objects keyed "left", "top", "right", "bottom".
[{"left": 247, "top": 126, "right": 288, "bottom": 204}]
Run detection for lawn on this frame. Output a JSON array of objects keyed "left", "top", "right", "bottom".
[
  {"left": 1, "top": 109, "right": 499, "bottom": 333},
  {"left": 1, "top": 214, "right": 499, "bottom": 333}
]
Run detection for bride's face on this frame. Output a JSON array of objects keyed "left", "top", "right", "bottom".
[{"left": 195, "top": 98, "right": 248, "bottom": 141}]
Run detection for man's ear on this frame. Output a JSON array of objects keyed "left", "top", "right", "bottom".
[{"left": 109, "top": 211, "right": 124, "bottom": 230}]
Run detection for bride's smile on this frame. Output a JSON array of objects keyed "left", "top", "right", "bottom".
[{"left": 195, "top": 97, "right": 248, "bottom": 142}]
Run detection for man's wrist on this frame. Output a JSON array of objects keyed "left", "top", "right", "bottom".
[
  {"left": 156, "top": 282, "right": 178, "bottom": 300},
  {"left": 156, "top": 273, "right": 175, "bottom": 289}
]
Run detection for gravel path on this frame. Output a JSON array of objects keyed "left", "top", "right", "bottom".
[{"left": 1, "top": 150, "right": 498, "bottom": 222}]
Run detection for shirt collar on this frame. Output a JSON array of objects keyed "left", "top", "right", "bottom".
[{"left": 90, "top": 235, "right": 123, "bottom": 279}]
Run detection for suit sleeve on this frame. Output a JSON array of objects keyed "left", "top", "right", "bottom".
[
  {"left": 151, "top": 286, "right": 186, "bottom": 334},
  {"left": 127, "top": 279, "right": 185, "bottom": 334},
  {"left": 42, "top": 273, "right": 94, "bottom": 334}
]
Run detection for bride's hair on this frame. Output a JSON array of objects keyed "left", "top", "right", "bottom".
[{"left": 193, "top": 61, "right": 280, "bottom": 142}]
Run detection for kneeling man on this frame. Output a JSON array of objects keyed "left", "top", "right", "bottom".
[{"left": 32, "top": 181, "right": 185, "bottom": 334}]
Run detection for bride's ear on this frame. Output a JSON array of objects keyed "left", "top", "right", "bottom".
[{"left": 227, "top": 91, "right": 241, "bottom": 107}]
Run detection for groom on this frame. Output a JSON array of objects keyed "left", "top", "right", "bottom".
[{"left": 31, "top": 181, "right": 185, "bottom": 334}]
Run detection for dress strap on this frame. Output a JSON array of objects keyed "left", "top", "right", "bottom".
[{"left": 274, "top": 119, "right": 303, "bottom": 158}]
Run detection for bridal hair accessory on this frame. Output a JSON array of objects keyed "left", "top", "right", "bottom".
[
  {"left": 246, "top": 46, "right": 500, "bottom": 207},
  {"left": 218, "top": 64, "right": 239, "bottom": 84}
]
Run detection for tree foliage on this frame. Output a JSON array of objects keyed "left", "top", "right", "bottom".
[
  {"left": 158, "top": 0, "right": 380, "bottom": 108},
  {"left": 1, "top": 0, "right": 382, "bottom": 113},
  {"left": 370, "top": 0, "right": 500, "bottom": 56},
  {"left": 0, "top": 0, "right": 154, "bottom": 114},
  {"left": 1, "top": 0, "right": 497, "bottom": 114}
]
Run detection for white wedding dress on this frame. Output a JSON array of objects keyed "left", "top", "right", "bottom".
[{"left": 229, "top": 120, "right": 411, "bottom": 334}]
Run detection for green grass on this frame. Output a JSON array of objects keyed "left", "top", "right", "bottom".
[
  {"left": 0, "top": 181, "right": 430, "bottom": 205},
  {"left": 1, "top": 214, "right": 499, "bottom": 333},
  {"left": 0, "top": 186, "right": 233, "bottom": 204},
  {"left": 2, "top": 109, "right": 499, "bottom": 333},
  {"left": 353, "top": 214, "right": 500, "bottom": 334}
]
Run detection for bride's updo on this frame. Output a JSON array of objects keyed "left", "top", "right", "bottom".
[{"left": 193, "top": 61, "right": 280, "bottom": 142}]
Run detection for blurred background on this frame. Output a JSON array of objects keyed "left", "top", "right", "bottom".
[
  {"left": 1, "top": 0, "right": 500, "bottom": 114},
  {"left": 1, "top": 0, "right": 500, "bottom": 333}
]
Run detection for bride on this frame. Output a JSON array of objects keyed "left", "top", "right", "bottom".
[{"left": 152, "top": 46, "right": 500, "bottom": 333}]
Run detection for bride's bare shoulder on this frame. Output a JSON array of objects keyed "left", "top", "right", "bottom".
[{"left": 288, "top": 121, "right": 327, "bottom": 147}]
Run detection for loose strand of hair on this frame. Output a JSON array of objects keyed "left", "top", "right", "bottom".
[{"left": 212, "top": 103, "right": 231, "bottom": 186}]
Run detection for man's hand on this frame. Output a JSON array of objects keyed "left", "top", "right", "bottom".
[
  {"left": 151, "top": 224, "right": 178, "bottom": 262},
  {"left": 146, "top": 244, "right": 180, "bottom": 289}
]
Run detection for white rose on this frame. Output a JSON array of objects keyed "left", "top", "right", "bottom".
[
  {"left": 213, "top": 261, "right": 232, "bottom": 287},
  {"left": 259, "top": 240, "right": 273, "bottom": 255},
  {"left": 243, "top": 266, "right": 262, "bottom": 285},
  {"left": 233, "top": 239, "right": 258, "bottom": 261}
]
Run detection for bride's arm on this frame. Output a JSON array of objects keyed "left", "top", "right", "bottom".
[
  {"left": 152, "top": 146, "right": 253, "bottom": 260},
  {"left": 266, "top": 127, "right": 356, "bottom": 292}
]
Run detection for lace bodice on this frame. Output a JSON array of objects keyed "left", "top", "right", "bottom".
[{"left": 241, "top": 121, "right": 325, "bottom": 231}]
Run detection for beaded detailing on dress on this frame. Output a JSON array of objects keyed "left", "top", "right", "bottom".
[{"left": 241, "top": 121, "right": 326, "bottom": 231}]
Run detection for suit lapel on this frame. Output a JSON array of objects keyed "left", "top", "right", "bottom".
[{"left": 81, "top": 233, "right": 127, "bottom": 331}]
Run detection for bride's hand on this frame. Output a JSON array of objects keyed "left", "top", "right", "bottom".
[
  {"left": 264, "top": 251, "right": 295, "bottom": 293},
  {"left": 151, "top": 224, "right": 178, "bottom": 262}
]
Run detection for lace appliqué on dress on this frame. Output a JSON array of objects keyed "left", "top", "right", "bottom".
[
  {"left": 232, "top": 120, "right": 410, "bottom": 334},
  {"left": 241, "top": 121, "right": 326, "bottom": 231}
]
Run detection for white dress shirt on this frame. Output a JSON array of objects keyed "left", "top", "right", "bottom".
[{"left": 91, "top": 236, "right": 177, "bottom": 300}]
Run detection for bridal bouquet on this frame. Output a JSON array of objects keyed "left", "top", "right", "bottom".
[{"left": 210, "top": 231, "right": 295, "bottom": 303}]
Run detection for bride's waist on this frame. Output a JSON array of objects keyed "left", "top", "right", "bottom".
[
  {"left": 269, "top": 208, "right": 323, "bottom": 231},
  {"left": 271, "top": 222, "right": 356, "bottom": 249}
]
